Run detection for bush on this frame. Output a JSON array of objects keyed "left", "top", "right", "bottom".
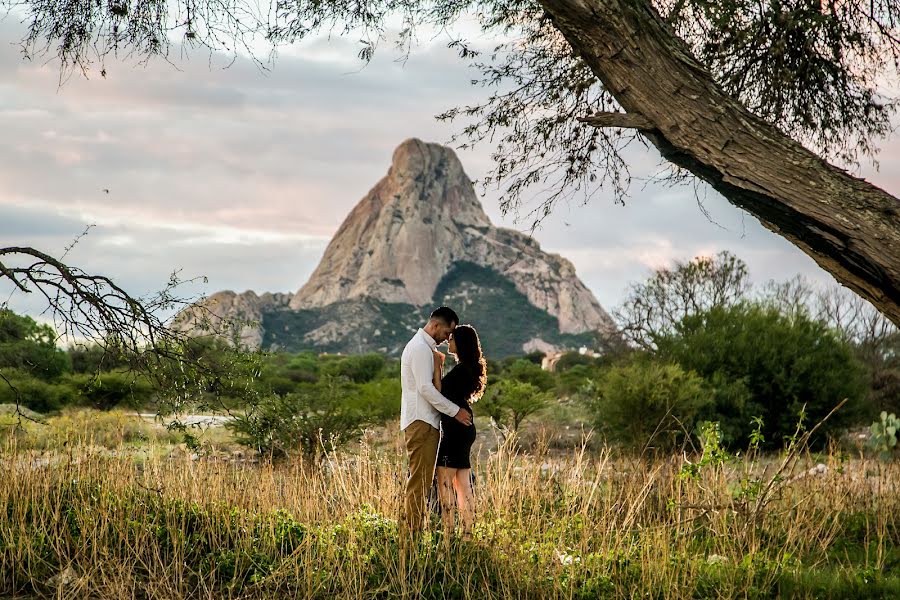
[
  {"left": 0, "top": 369, "right": 76, "bottom": 413},
  {"left": 556, "top": 364, "right": 597, "bottom": 397},
  {"left": 555, "top": 351, "right": 597, "bottom": 372},
  {"left": 321, "top": 354, "right": 385, "bottom": 383},
  {"left": 228, "top": 377, "right": 370, "bottom": 459},
  {"left": 348, "top": 378, "right": 401, "bottom": 423},
  {"left": 284, "top": 353, "right": 320, "bottom": 383},
  {"left": 589, "top": 359, "right": 712, "bottom": 451},
  {"left": 479, "top": 379, "right": 548, "bottom": 432},
  {"left": 656, "top": 303, "right": 868, "bottom": 448},
  {"left": 68, "top": 372, "right": 155, "bottom": 410}
]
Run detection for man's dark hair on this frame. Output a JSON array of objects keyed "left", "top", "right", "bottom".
[{"left": 430, "top": 306, "right": 459, "bottom": 327}]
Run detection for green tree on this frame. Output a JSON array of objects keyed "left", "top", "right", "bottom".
[
  {"left": 503, "top": 359, "right": 555, "bottom": 392},
  {"left": 347, "top": 378, "right": 402, "bottom": 423},
  {"left": 67, "top": 341, "right": 128, "bottom": 374},
  {"left": 0, "top": 309, "right": 70, "bottom": 380},
  {"left": 479, "top": 379, "right": 548, "bottom": 432},
  {"left": 589, "top": 359, "right": 711, "bottom": 451},
  {"left": 0, "top": 369, "right": 76, "bottom": 413},
  {"left": 656, "top": 303, "right": 868, "bottom": 448}
]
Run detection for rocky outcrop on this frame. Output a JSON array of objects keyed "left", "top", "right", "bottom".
[
  {"left": 172, "top": 290, "right": 292, "bottom": 349},
  {"left": 291, "top": 138, "right": 616, "bottom": 336}
]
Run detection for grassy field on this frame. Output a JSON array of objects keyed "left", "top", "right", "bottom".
[{"left": 1, "top": 411, "right": 898, "bottom": 599}]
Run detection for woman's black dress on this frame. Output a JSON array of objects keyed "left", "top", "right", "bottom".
[{"left": 436, "top": 364, "right": 477, "bottom": 469}]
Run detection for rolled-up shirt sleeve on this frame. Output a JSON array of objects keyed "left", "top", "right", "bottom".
[{"left": 412, "top": 344, "right": 460, "bottom": 418}]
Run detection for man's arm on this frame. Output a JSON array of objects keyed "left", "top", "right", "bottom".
[
  {"left": 433, "top": 350, "right": 444, "bottom": 392},
  {"left": 412, "top": 343, "right": 460, "bottom": 418}
]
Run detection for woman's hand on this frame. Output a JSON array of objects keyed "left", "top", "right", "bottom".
[{"left": 433, "top": 350, "right": 446, "bottom": 369}]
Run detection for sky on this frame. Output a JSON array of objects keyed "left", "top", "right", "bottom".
[{"left": 1, "top": 17, "right": 899, "bottom": 325}]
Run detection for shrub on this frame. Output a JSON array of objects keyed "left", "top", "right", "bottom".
[
  {"left": 0, "top": 369, "right": 76, "bottom": 413},
  {"left": 284, "top": 352, "right": 320, "bottom": 383},
  {"left": 588, "top": 359, "right": 712, "bottom": 451},
  {"left": 228, "top": 377, "right": 370, "bottom": 459},
  {"left": 556, "top": 364, "right": 597, "bottom": 397},
  {"left": 68, "top": 372, "right": 155, "bottom": 410},
  {"left": 479, "top": 379, "right": 548, "bottom": 432},
  {"left": 321, "top": 354, "right": 385, "bottom": 383},
  {"left": 555, "top": 351, "right": 597, "bottom": 372},
  {"left": 0, "top": 309, "right": 71, "bottom": 380},
  {"left": 656, "top": 303, "right": 868, "bottom": 448},
  {"left": 348, "top": 378, "right": 401, "bottom": 423}
]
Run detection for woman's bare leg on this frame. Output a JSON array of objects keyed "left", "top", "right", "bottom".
[
  {"left": 436, "top": 466, "right": 457, "bottom": 534},
  {"left": 453, "top": 468, "right": 475, "bottom": 536}
]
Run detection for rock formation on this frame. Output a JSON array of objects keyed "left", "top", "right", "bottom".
[
  {"left": 291, "top": 138, "right": 616, "bottom": 336},
  {"left": 173, "top": 139, "right": 618, "bottom": 356}
]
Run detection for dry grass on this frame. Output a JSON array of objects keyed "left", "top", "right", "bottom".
[{"left": 1, "top": 428, "right": 898, "bottom": 599}]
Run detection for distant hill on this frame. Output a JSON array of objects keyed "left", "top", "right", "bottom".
[{"left": 173, "top": 139, "right": 620, "bottom": 357}]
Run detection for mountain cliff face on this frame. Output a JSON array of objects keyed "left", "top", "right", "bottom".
[
  {"left": 291, "top": 139, "right": 613, "bottom": 335},
  {"left": 173, "top": 139, "right": 619, "bottom": 357}
]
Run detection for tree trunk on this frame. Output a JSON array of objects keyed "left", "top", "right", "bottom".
[{"left": 539, "top": 0, "right": 900, "bottom": 326}]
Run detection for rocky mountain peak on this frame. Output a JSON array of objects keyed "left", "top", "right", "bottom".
[
  {"left": 289, "top": 138, "right": 493, "bottom": 309},
  {"left": 290, "top": 139, "right": 616, "bottom": 337}
]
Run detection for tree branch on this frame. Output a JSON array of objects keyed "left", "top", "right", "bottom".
[{"left": 578, "top": 111, "right": 655, "bottom": 130}]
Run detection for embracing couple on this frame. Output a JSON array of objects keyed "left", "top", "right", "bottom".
[{"left": 400, "top": 306, "right": 487, "bottom": 538}]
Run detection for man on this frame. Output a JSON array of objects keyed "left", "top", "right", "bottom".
[{"left": 400, "top": 306, "right": 473, "bottom": 533}]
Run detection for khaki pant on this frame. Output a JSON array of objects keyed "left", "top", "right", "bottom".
[{"left": 403, "top": 420, "right": 440, "bottom": 532}]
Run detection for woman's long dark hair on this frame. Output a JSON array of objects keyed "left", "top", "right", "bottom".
[{"left": 451, "top": 324, "right": 487, "bottom": 403}]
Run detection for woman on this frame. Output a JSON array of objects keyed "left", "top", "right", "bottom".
[{"left": 432, "top": 324, "right": 487, "bottom": 537}]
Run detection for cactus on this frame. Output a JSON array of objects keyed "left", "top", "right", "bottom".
[{"left": 867, "top": 412, "right": 899, "bottom": 460}]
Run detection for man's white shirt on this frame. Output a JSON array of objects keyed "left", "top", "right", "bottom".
[{"left": 400, "top": 328, "right": 461, "bottom": 430}]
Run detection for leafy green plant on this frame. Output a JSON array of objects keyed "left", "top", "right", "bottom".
[
  {"left": 588, "top": 359, "right": 711, "bottom": 451},
  {"left": 867, "top": 412, "right": 899, "bottom": 460},
  {"left": 479, "top": 379, "right": 548, "bottom": 433},
  {"left": 228, "top": 377, "right": 370, "bottom": 459},
  {"left": 656, "top": 303, "right": 867, "bottom": 448}
]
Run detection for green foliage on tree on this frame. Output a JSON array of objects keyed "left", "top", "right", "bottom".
[
  {"left": 588, "top": 359, "right": 711, "bottom": 451},
  {"left": 0, "top": 369, "right": 76, "bottom": 413},
  {"left": 655, "top": 303, "right": 868, "bottom": 448},
  {"left": 479, "top": 379, "right": 548, "bottom": 433},
  {"left": 0, "top": 309, "right": 70, "bottom": 380},
  {"left": 502, "top": 359, "right": 555, "bottom": 392},
  {"left": 67, "top": 340, "right": 128, "bottom": 374},
  {"left": 347, "top": 378, "right": 402, "bottom": 423}
]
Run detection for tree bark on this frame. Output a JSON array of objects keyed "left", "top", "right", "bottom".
[{"left": 539, "top": 0, "right": 900, "bottom": 326}]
